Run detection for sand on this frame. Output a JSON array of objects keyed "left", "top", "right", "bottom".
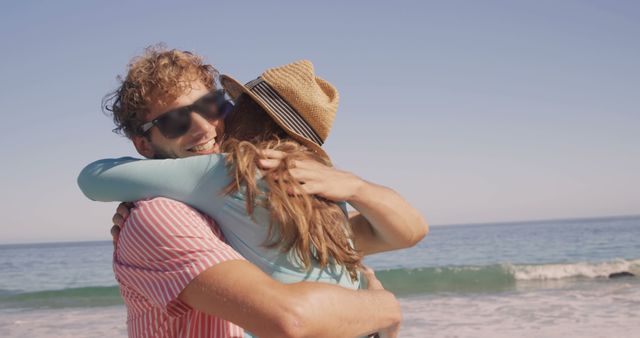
[{"left": 2, "top": 281, "right": 639, "bottom": 338}]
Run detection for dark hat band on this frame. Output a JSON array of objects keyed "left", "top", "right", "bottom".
[{"left": 244, "top": 77, "right": 324, "bottom": 146}]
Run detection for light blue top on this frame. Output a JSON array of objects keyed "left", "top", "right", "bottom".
[{"left": 77, "top": 155, "right": 360, "bottom": 290}]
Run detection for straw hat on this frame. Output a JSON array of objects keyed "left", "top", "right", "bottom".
[{"left": 220, "top": 60, "right": 338, "bottom": 158}]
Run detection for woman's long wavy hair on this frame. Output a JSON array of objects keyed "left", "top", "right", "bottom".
[{"left": 221, "top": 94, "right": 363, "bottom": 281}]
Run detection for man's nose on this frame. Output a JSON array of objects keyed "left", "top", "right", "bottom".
[{"left": 189, "top": 112, "right": 216, "bottom": 137}]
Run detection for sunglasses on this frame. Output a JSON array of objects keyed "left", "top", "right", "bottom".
[{"left": 139, "top": 90, "right": 233, "bottom": 139}]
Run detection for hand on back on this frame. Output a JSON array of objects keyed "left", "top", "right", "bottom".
[
  {"left": 362, "top": 267, "right": 401, "bottom": 338},
  {"left": 110, "top": 202, "right": 132, "bottom": 250}
]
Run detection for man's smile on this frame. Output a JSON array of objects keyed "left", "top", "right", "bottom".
[{"left": 187, "top": 137, "right": 219, "bottom": 154}]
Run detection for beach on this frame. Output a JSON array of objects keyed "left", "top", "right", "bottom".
[
  {"left": 3, "top": 281, "right": 639, "bottom": 338},
  {"left": 1, "top": 216, "right": 639, "bottom": 337},
  {"left": 401, "top": 280, "right": 639, "bottom": 337}
]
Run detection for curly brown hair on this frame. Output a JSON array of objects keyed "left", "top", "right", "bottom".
[{"left": 103, "top": 44, "right": 219, "bottom": 138}]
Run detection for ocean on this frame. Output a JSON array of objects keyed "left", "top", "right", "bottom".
[{"left": 1, "top": 216, "right": 639, "bottom": 337}]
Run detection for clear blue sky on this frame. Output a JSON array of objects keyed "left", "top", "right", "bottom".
[{"left": 1, "top": 0, "right": 638, "bottom": 244}]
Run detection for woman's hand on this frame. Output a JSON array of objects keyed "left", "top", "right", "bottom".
[
  {"left": 110, "top": 202, "right": 132, "bottom": 250},
  {"left": 257, "top": 149, "right": 364, "bottom": 201}
]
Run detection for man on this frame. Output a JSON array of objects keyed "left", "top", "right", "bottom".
[{"left": 96, "top": 46, "right": 427, "bottom": 337}]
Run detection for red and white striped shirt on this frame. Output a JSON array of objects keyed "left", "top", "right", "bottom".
[{"left": 113, "top": 197, "right": 245, "bottom": 338}]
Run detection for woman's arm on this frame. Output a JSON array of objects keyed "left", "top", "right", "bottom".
[
  {"left": 258, "top": 150, "right": 428, "bottom": 255},
  {"left": 77, "top": 155, "right": 230, "bottom": 212},
  {"left": 345, "top": 180, "right": 428, "bottom": 255},
  {"left": 297, "top": 165, "right": 428, "bottom": 255}
]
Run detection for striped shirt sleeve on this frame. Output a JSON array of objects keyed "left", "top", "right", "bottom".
[{"left": 114, "top": 197, "right": 244, "bottom": 311}]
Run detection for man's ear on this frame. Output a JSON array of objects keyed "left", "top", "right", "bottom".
[{"left": 132, "top": 136, "right": 155, "bottom": 158}]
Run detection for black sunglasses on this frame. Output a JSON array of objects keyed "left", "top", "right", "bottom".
[{"left": 139, "top": 90, "right": 233, "bottom": 139}]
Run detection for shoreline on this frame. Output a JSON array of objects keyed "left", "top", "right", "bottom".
[{"left": 2, "top": 280, "right": 638, "bottom": 338}]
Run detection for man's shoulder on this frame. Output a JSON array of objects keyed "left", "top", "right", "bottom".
[
  {"left": 124, "top": 197, "right": 223, "bottom": 239},
  {"left": 134, "top": 197, "right": 201, "bottom": 213},
  {"left": 133, "top": 197, "right": 213, "bottom": 222}
]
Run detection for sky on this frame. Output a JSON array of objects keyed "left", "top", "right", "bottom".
[{"left": 0, "top": 0, "right": 638, "bottom": 244}]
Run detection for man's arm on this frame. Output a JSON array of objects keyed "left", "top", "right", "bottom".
[
  {"left": 181, "top": 259, "right": 400, "bottom": 338},
  {"left": 114, "top": 198, "right": 399, "bottom": 338},
  {"left": 258, "top": 150, "right": 428, "bottom": 255}
]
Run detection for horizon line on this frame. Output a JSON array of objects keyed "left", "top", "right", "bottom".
[
  {"left": 2, "top": 213, "right": 638, "bottom": 246},
  {"left": 431, "top": 213, "right": 640, "bottom": 228}
]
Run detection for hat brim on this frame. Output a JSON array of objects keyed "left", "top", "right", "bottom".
[{"left": 220, "top": 74, "right": 329, "bottom": 159}]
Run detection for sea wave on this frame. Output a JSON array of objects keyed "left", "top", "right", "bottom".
[
  {"left": 2, "top": 259, "right": 638, "bottom": 309},
  {"left": 507, "top": 258, "right": 640, "bottom": 280},
  {"left": 375, "top": 258, "right": 640, "bottom": 296},
  {"left": 0, "top": 286, "right": 122, "bottom": 310}
]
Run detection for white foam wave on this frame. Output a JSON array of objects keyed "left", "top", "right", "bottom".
[{"left": 507, "top": 258, "right": 640, "bottom": 280}]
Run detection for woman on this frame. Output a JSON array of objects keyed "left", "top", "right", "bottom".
[{"left": 79, "top": 60, "right": 426, "bottom": 336}]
